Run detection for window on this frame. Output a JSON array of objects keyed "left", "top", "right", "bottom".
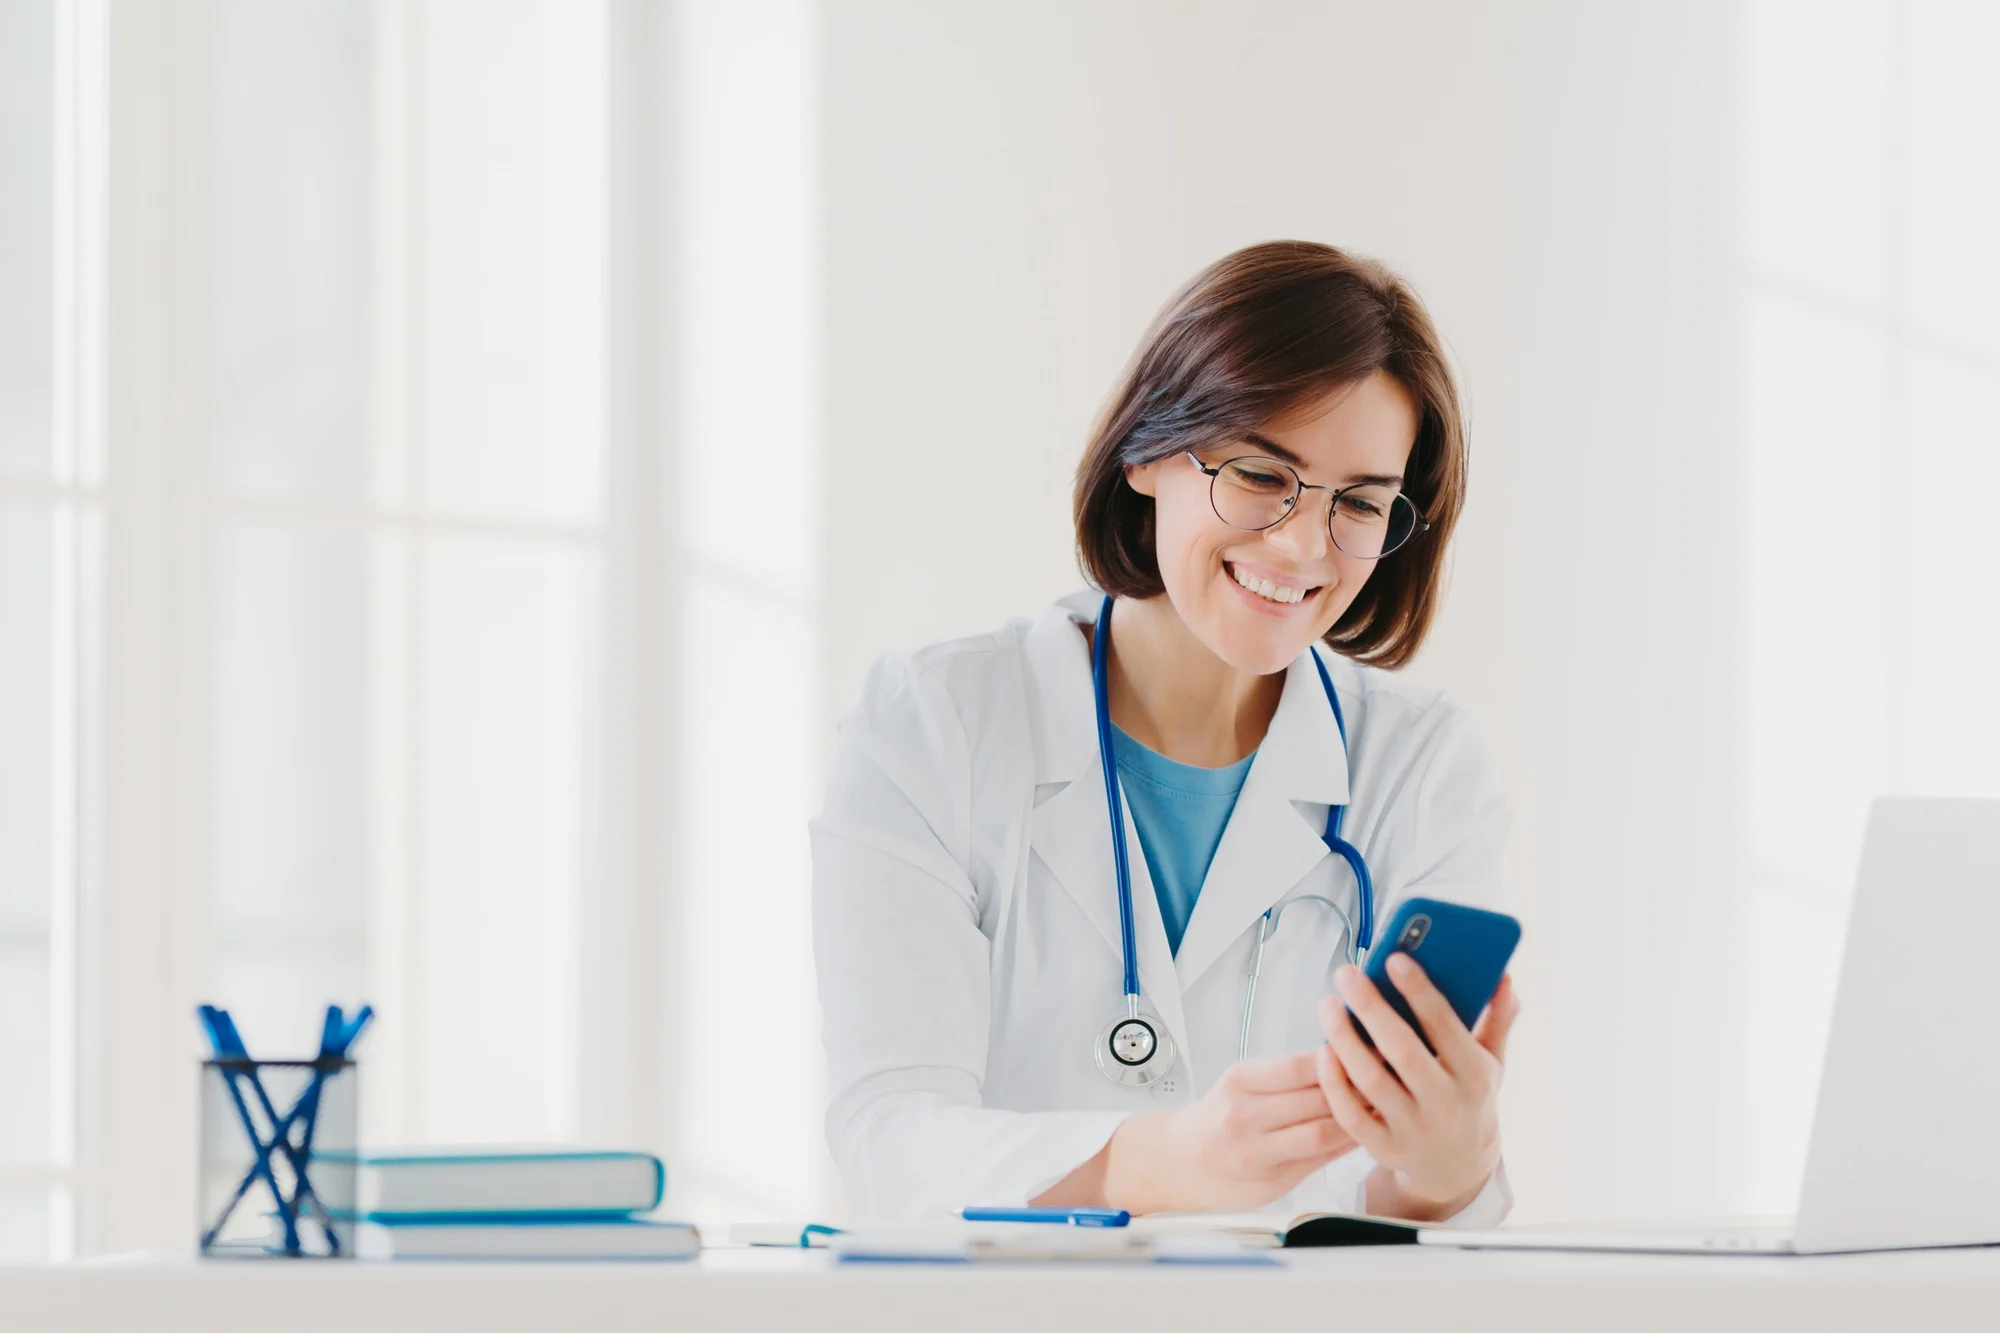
[
  {"left": 203, "top": 0, "right": 609, "bottom": 1148},
  {"left": 0, "top": 0, "right": 96, "bottom": 1261},
  {"left": 669, "top": 0, "right": 825, "bottom": 1221},
  {"left": 1743, "top": 0, "right": 2000, "bottom": 1211},
  {"left": 0, "top": 0, "right": 831, "bottom": 1253}
]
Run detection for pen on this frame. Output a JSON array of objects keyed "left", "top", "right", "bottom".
[{"left": 960, "top": 1206, "right": 1131, "bottom": 1227}]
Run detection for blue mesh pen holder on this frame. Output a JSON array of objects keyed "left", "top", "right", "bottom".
[{"left": 198, "top": 1057, "right": 359, "bottom": 1258}]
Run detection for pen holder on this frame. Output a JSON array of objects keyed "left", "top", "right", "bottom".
[{"left": 198, "top": 1057, "right": 359, "bottom": 1258}]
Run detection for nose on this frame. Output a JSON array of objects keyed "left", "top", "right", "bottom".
[{"left": 1262, "top": 490, "right": 1332, "bottom": 564}]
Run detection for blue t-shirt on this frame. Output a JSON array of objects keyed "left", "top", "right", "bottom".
[{"left": 1110, "top": 724, "right": 1256, "bottom": 956}]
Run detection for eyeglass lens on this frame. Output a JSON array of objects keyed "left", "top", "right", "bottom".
[{"left": 1210, "top": 457, "right": 1418, "bottom": 559}]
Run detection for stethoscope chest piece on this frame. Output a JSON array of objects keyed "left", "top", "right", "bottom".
[{"left": 1094, "top": 1009, "right": 1176, "bottom": 1088}]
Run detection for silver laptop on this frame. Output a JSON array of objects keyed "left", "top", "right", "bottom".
[{"left": 1421, "top": 797, "right": 2000, "bottom": 1256}]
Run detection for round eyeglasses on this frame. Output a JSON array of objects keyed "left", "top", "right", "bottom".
[{"left": 1188, "top": 451, "right": 1429, "bottom": 559}]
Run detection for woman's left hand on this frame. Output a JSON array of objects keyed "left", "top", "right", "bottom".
[{"left": 1315, "top": 958, "right": 1519, "bottom": 1221}]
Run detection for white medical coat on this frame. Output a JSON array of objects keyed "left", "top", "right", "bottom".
[{"left": 811, "top": 590, "right": 1514, "bottom": 1225}]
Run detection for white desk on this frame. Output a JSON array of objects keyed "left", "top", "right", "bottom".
[{"left": 7, "top": 1245, "right": 1998, "bottom": 1332}]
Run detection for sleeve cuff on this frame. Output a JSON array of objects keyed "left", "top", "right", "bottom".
[
  {"left": 1434, "top": 1157, "right": 1513, "bottom": 1228},
  {"left": 1015, "top": 1112, "right": 1133, "bottom": 1205},
  {"left": 1241, "top": 1152, "right": 1514, "bottom": 1228},
  {"left": 1323, "top": 1154, "right": 1512, "bottom": 1227}
]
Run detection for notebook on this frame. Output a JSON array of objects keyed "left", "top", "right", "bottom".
[{"left": 1130, "top": 1210, "right": 1426, "bottom": 1248}]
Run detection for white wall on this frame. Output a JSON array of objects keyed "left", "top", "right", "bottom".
[{"left": 818, "top": 0, "right": 1747, "bottom": 1223}]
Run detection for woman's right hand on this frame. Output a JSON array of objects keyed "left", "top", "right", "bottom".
[{"left": 1099, "top": 1050, "right": 1358, "bottom": 1214}]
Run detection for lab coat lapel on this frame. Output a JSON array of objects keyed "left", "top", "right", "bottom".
[
  {"left": 1023, "top": 595, "right": 1191, "bottom": 1069},
  {"left": 1172, "top": 648, "right": 1353, "bottom": 994},
  {"left": 1028, "top": 774, "right": 1191, "bottom": 1069}
]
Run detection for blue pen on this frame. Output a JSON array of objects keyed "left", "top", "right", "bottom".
[
  {"left": 197, "top": 1006, "right": 305, "bottom": 1254},
  {"left": 961, "top": 1206, "right": 1131, "bottom": 1227}
]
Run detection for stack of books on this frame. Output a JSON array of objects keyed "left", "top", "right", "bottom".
[{"left": 352, "top": 1147, "right": 698, "bottom": 1260}]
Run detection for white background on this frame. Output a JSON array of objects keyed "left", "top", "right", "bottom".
[{"left": 0, "top": 0, "right": 1995, "bottom": 1255}]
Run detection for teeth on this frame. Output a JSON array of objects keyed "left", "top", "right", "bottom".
[{"left": 1231, "top": 564, "right": 1308, "bottom": 604}]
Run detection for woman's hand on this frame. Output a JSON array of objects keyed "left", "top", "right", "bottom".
[
  {"left": 1112, "top": 1049, "right": 1359, "bottom": 1213},
  {"left": 1036, "top": 1049, "right": 1357, "bottom": 1214},
  {"left": 1315, "top": 959, "right": 1519, "bottom": 1221}
]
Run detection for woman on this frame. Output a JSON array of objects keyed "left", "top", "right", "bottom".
[{"left": 812, "top": 241, "right": 1518, "bottom": 1225}]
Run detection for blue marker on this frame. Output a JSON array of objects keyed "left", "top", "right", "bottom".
[{"left": 960, "top": 1206, "right": 1131, "bottom": 1227}]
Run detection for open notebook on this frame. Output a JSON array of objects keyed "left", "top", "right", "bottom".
[{"left": 1130, "top": 1211, "right": 1429, "bottom": 1248}]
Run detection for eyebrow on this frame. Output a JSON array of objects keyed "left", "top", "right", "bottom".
[{"left": 1239, "top": 432, "right": 1404, "bottom": 488}]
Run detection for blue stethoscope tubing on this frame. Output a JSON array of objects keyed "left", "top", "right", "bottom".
[{"left": 1092, "top": 593, "right": 1375, "bottom": 1082}]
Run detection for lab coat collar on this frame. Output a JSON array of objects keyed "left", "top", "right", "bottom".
[
  {"left": 1021, "top": 590, "right": 1354, "bottom": 1075},
  {"left": 1023, "top": 590, "right": 1106, "bottom": 787},
  {"left": 1170, "top": 654, "right": 1352, "bottom": 992},
  {"left": 1023, "top": 590, "right": 1351, "bottom": 798}
]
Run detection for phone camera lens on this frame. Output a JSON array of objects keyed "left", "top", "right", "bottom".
[{"left": 1402, "top": 915, "right": 1431, "bottom": 949}]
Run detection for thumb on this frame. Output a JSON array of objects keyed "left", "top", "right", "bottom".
[{"left": 1470, "top": 972, "right": 1519, "bottom": 1064}]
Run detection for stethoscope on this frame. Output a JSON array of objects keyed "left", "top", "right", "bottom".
[{"left": 1091, "top": 594, "right": 1376, "bottom": 1088}]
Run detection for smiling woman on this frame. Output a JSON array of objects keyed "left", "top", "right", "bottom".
[
  {"left": 812, "top": 240, "right": 1518, "bottom": 1227},
  {"left": 1073, "top": 242, "right": 1468, "bottom": 671}
]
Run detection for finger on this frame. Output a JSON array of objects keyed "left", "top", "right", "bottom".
[
  {"left": 1320, "top": 992, "right": 1415, "bottom": 1126},
  {"left": 1262, "top": 1106, "right": 1357, "bottom": 1166},
  {"left": 1331, "top": 968, "right": 1449, "bottom": 1102},
  {"left": 1225, "top": 1047, "right": 1325, "bottom": 1095},
  {"left": 1315, "top": 1044, "right": 1392, "bottom": 1158},
  {"left": 1383, "top": 953, "right": 1483, "bottom": 1075},
  {"left": 1241, "top": 1085, "right": 1343, "bottom": 1132},
  {"left": 1471, "top": 972, "right": 1521, "bottom": 1064}
]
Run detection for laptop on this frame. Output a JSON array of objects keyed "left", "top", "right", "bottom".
[{"left": 1420, "top": 797, "right": 2000, "bottom": 1256}]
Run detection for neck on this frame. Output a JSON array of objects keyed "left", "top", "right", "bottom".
[{"left": 1100, "top": 595, "right": 1285, "bottom": 767}]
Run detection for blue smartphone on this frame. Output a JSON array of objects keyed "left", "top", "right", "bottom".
[{"left": 1355, "top": 897, "right": 1520, "bottom": 1053}]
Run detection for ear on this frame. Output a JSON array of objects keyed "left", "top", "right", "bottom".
[{"left": 1124, "top": 459, "right": 1161, "bottom": 498}]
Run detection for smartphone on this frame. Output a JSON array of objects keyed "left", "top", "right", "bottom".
[{"left": 1354, "top": 897, "right": 1520, "bottom": 1053}]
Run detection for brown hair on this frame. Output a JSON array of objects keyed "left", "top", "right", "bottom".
[{"left": 1072, "top": 241, "right": 1467, "bottom": 669}]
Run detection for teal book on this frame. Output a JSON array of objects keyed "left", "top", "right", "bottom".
[{"left": 330, "top": 1146, "right": 666, "bottom": 1221}]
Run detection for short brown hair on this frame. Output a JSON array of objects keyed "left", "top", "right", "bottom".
[{"left": 1073, "top": 241, "right": 1467, "bottom": 669}]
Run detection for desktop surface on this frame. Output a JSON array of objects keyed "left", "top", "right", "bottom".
[{"left": 5, "top": 1243, "right": 1999, "bottom": 1332}]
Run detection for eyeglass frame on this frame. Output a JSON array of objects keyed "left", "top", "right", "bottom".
[{"left": 1185, "top": 451, "right": 1431, "bottom": 560}]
